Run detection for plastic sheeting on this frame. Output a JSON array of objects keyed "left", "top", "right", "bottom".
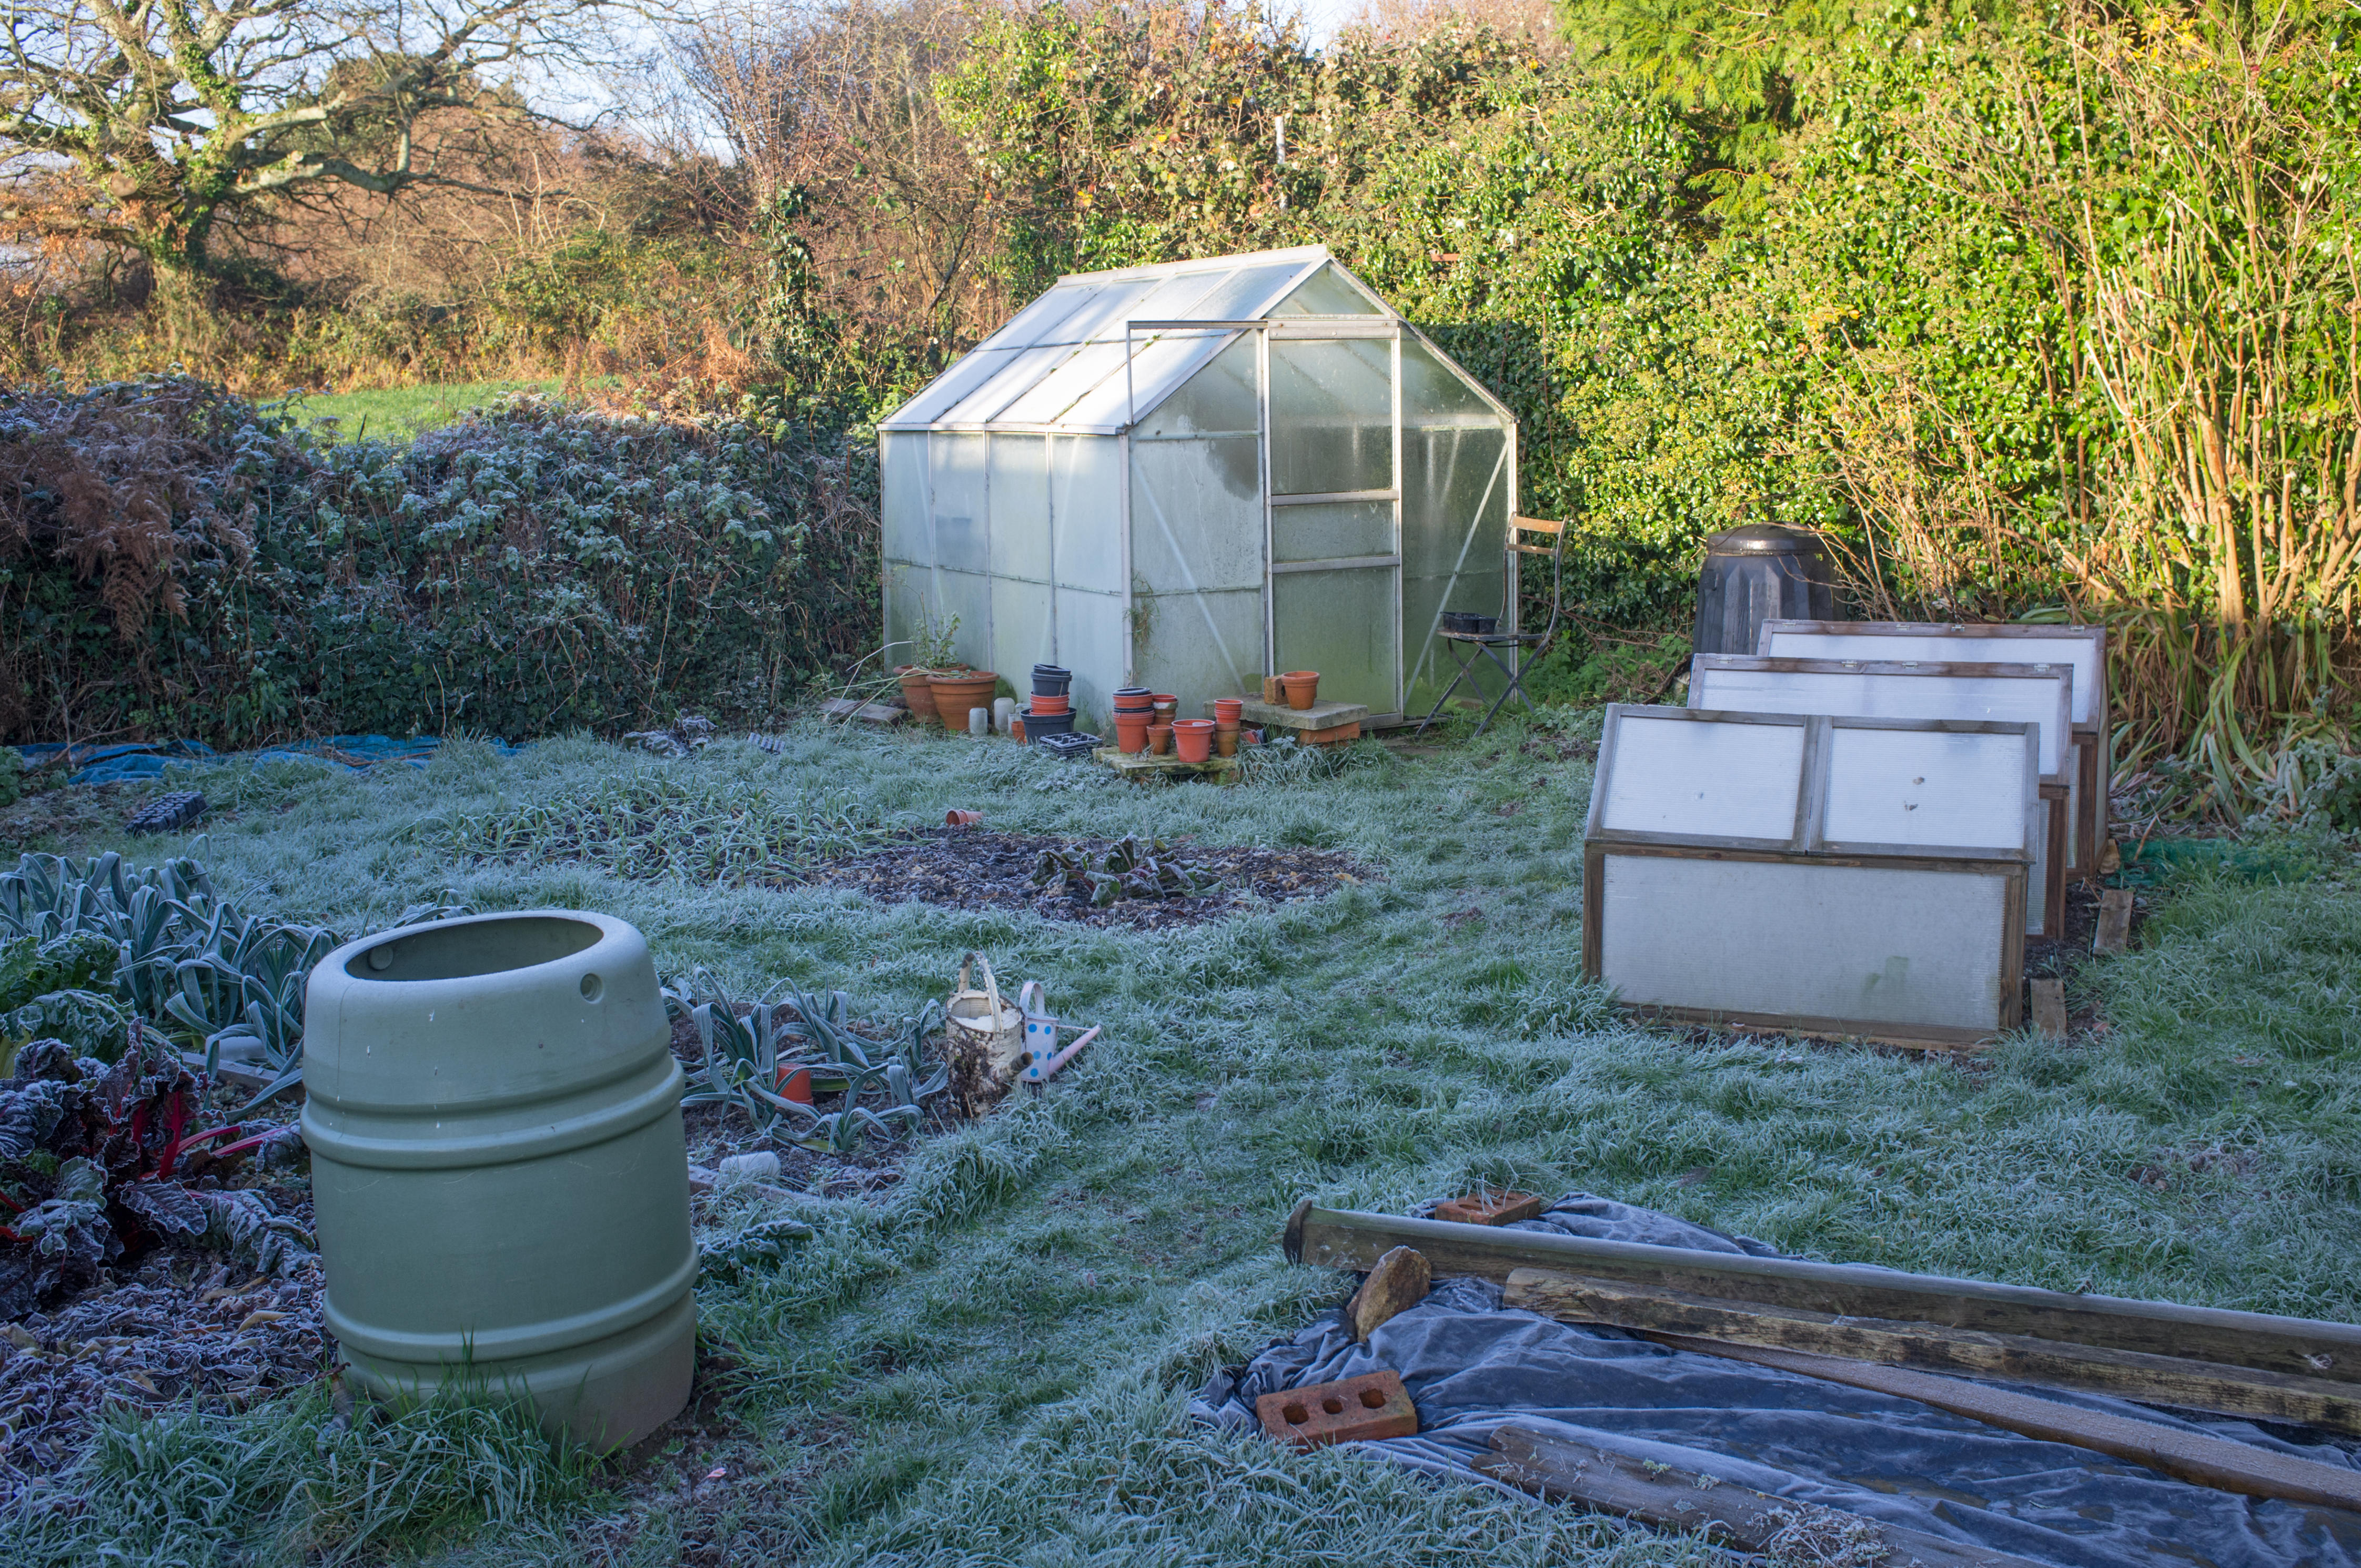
[
  {"left": 1192, "top": 1195, "right": 2361, "bottom": 1567},
  {"left": 17, "top": 735, "right": 523, "bottom": 787}
]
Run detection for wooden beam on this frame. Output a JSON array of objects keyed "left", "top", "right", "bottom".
[
  {"left": 1643, "top": 1334, "right": 2361, "bottom": 1513},
  {"left": 1473, "top": 1424, "right": 2055, "bottom": 1568},
  {"left": 1507, "top": 1270, "right": 2361, "bottom": 1435},
  {"left": 2030, "top": 978, "right": 2067, "bottom": 1037},
  {"left": 1282, "top": 1201, "right": 2361, "bottom": 1385},
  {"left": 2095, "top": 887, "right": 2134, "bottom": 953}
]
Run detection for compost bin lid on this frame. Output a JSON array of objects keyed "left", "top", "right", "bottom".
[{"left": 1705, "top": 523, "right": 1822, "bottom": 556}]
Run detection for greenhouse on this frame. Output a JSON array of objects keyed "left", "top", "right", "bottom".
[{"left": 877, "top": 246, "right": 1520, "bottom": 729}]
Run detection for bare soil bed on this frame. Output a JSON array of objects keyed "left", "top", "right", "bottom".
[{"left": 798, "top": 827, "right": 1373, "bottom": 929}]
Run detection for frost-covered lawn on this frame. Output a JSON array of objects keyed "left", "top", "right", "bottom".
[{"left": 12, "top": 717, "right": 2359, "bottom": 1566}]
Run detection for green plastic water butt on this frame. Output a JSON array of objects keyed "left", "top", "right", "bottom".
[{"left": 301, "top": 911, "right": 694, "bottom": 1450}]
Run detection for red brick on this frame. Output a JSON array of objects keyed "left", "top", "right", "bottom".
[
  {"left": 1255, "top": 1369, "right": 1419, "bottom": 1451},
  {"left": 1299, "top": 721, "right": 1362, "bottom": 746},
  {"left": 1432, "top": 1190, "right": 1546, "bottom": 1227}
]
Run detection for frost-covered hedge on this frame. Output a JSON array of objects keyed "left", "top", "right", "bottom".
[{"left": 0, "top": 379, "right": 877, "bottom": 746}]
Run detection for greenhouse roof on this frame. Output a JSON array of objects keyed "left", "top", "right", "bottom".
[{"left": 880, "top": 246, "right": 1392, "bottom": 437}]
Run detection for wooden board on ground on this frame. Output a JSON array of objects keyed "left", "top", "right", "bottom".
[
  {"left": 1475, "top": 1424, "right": 2055, "bottom": 1568},
  {"left": 1506, "top": 1269, "right": 2361, "bottom": 1435},
  {"left": 1220, "top": 697, "right": 1370, "bottom": 733},
  {"left": 1645, "top": 1333, "right": 2361, "bottom": 1512},
  {"left": 1280, "top": 1201, "right": 2361, "bottom": 1385},
  {"left": 820, "top": 698, "right": 909, "bottom": 725},
  {"left": 1092, "top": 747, "right": 1242, "bottom": 784},
  {"left": 2095, "top": 887, "right": 2134, "bottom": 953},
  {"left": 2030, "top": 979, "right": 2067, "bottom": 1037}
]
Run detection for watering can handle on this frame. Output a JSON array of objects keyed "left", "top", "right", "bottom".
[
  {"left": 959, "top": 950, "right": 1004, "bottom": 1019},
  {"left": 1016, "top": 980, "right": 1047, "bottom": 1018}
]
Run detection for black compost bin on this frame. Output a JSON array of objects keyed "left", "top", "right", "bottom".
[{"left": 1692, "top": 524, "right": 1840, "bottom": 658}]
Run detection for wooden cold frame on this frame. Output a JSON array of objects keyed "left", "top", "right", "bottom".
[
  {"left": 1757, "top": 621, "right": 2109, "bottom": 876},
  {"left": 1583, "top": 705, "right": 2033, "bottom": 1047},
  {"left": 1687, "top": 656, "right": 2072, "bottom": 936},
  {"left": 1581, "top": 842, "right": 2028, "bottom": 1048}
]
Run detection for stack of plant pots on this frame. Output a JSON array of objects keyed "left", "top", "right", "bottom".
[
  {"left": 1213, "top": 697, "right": 1244, "bottom": 756},
  {"left": 1112, "top": 687, "right": 1154, "bottom": 754},
  {"left": 929, "top": 668, "right": 1001, "bottom": 734},
  {"left": 1021, "top": 665, "right": 1076, "bottom": 744}
]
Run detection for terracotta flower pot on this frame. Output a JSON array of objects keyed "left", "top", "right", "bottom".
[
  {"left": 1172, "top": 718, "right": 1215, "bottom": 763},
  {"left": 945, "top": 808, "right": 982, "bottom": 827},
  {"left": 1114, "top": 714, "right": 1151, "bottom": 754},
  {"left": 1280, "top": 671, "right": 1319, "bottom": 710},
  {"left": 775, "top": 1065, "right": 814, "bottom": 1105},
  {"left": 1030, "top": 693, "right": 1070, "bottom": 716},
  {"left": 897, "top": 668, "right": 941, "bottom": 723},
  {"left": 1215, "top": 728, "right": 1239, "bottom": 757},
  {"left": 1213, "top": 698, "right": 1244, "bottom": 724},
  {"left": 928, "top": 670, "right": 1000, "bottom": 731},
  {"left": 1011, "top": 717, "right": 1025, "bottom": 742},
  {"left": 1148, "top": 724, "right": 1174, "bottom": 756}
]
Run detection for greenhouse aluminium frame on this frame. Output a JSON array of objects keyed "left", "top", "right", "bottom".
[{"left": 877, "top": 247, "right": 1521, "bottom": 729}]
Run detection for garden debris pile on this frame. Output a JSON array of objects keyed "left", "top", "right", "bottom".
[
  {"left": 1199, "top": 1195, "right": 2361, "bottom": 1568},
  {"left": 0, "top": 1231, "right": 326, "bottom": 1503},
  {"left": 806, "top": 827, "right": 1369, "bottom": 928}
]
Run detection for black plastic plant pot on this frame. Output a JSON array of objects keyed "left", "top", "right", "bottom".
[
  {"left": 1032, "top": 671, "right": 1072, "bottom": 696},
  {"left": 1022, "top": 710, "right": 1077, "bottom": 742}
]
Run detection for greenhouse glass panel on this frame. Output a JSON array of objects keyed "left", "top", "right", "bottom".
[
  {"left": 989, "top": 576, "right": 1055, "bottom": 682},
  {"left": 884, "top": 349, "right": 1023, "bottom": 429},
  {"left": 1131, "top": 438, "right": 1262, "bottom": 594},
  {"left": 1272, "top": 262, "right": 1385, "bottom": 315},
  {"left": 1272, "top": 500, "right": 1392, "bottom": 563},
  {"left": 935, "top": 343, "right": 1076, "bottom": 427},
  {"left": 1190, "top": 259, "right": 1321, "bottom": 321},
  {"left": 1402, "top": 335, "right": 1497, "bottom": 422},
  {"left": 1270, "top": 337, "right": 1391, "bottom": 495},
  {"left": 1274, "top": 567, "right": 1398, "bottom": 713},
  {"left": 988, "top": 436, "right": 1050, "bottom": 582},
  {"left": 925, "top": 434, "right": 988, "bottom": 575},
  {"left": 879, "top": 432, "right": 927, "bottom": 566},
  {"left": 978, "top": 282, "right": 1095, "bottom": 351},
  {"left": 1133, "top": 588, "right": 1263, "bottom": 712},
  {"left": 1049, "top": 435, "right": 1122, "bottom": 594},
  {"left": 1139, "top": 334, "right": 1258, "bottom": 437}
]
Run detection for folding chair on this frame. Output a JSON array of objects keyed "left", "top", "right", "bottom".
[{"left": 1415, "top": 515, "right": 1568, "bottom": 736}]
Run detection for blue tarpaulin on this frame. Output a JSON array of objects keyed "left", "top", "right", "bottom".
[{"left": 16, "top": 735, "right": 522, "bottom": 787}]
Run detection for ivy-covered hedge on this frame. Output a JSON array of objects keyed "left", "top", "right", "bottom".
[{"left": 0, "top": 379, "right": 876, "bottom": 747}]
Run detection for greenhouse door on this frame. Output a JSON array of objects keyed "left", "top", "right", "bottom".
[{"left": 1263, "top": 323, "right": 1401, "bottom": 719}]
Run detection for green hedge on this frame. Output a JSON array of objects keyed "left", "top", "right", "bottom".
[{"left": 0, "top": 379, "right": 876, "bottom": 746}]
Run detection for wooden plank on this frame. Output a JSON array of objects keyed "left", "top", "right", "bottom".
[
  {"left": 2095, "top": 887, "right": 2134, "bottom": 953},
  {"left": 2030, "top": 979, "right": 2067, "bottom": 1037},
  {"left": 1474, "top": 1423, "right": 2055, "bottom": 1568},
  {"left": 1092, "top": 746, "right": 1241, "bottom": 781},
  {"left": 820, "top": 698, "right": 907, "bottom": 724},
  {"left": 1507, "top": 1270, "right": 2361, "bottom": 1435},
  {"left": 1222, "top": 697, "right": 1370, "bottom": 732},
  {"left": 1644, "top": 1334, "right": 2361, "bottom": 1513},
  {"left": 1282, "top": 1201, "right": 2361, "bottom": 1384}
]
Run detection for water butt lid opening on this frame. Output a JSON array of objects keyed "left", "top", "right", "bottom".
[
  {"left": 1705, "top": 523, "right": 1822, "bottom": 557},
  {"left": 348, "top": 915, "right": 603, "bottom": 982}
]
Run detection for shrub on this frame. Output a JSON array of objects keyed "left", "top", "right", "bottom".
[{"left": 0, "top": 378, "right": 879, "bottom": 746}]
